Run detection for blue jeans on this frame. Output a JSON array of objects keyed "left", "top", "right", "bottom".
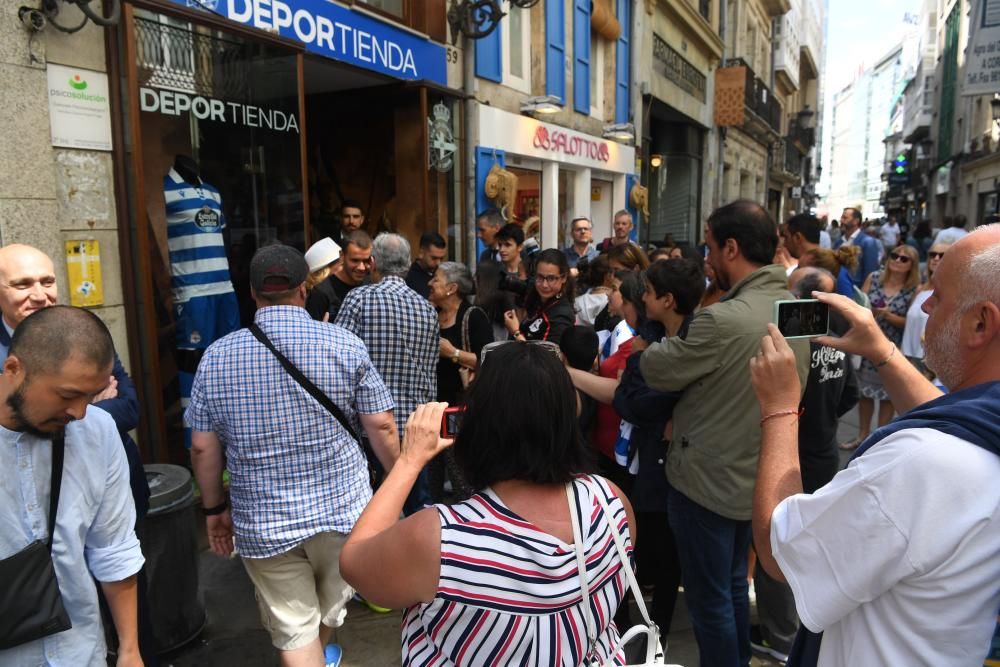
[{"left": 668, "top": 485, "right": 752, "bottom": 667}]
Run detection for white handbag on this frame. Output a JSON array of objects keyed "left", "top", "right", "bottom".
[{"left": 566, "top": 480, "right": 683, "bottom": 667}]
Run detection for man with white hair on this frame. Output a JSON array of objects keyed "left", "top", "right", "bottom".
[
  {"left": 750, "top": 225, "right": 1000, "bottom": 666},
  {"left": 335, "top": 233, "right": 439, "bottom": 513}
]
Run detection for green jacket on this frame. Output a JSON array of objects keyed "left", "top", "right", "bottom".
[{"left": 639, "top": 264, "right": 809, "bottom": 520}]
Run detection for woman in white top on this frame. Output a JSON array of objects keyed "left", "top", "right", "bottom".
[
  {"left": 574, "top": 254, "right": 614, "bottom": 326},
  {"left": 901, "top": 241, "right": 951, "bottom": 373}
]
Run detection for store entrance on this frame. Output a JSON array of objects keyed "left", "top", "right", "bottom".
[{"left": 304, "top": 56, "right": 461, "bottom": 256}]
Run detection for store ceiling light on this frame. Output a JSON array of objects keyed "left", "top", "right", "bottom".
[
  {"left": 602, "top": 122, "right": 635, "bottom": 143},
  {"left": 520, "top": 95, "right": 562, "bottom": 115},
  {"left": 650, "top": 154, "right": 663, "bottom": 169}
]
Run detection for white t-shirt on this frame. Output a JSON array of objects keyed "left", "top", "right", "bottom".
[
  {"left": 881, "top": 222, "right": 900, "bottom": 247},
  {"left": 935, "top": 227, "right": 969, "bottom": 244},
  {"left": 771, "top": 428, "right": 1000, "bottom": 667},
  {"left": 900, "top": 290, "right": 933, "bottom": 358}
]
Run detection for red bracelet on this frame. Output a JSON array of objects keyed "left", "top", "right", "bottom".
[{"left": 760, "top": 407, "right": 803, "bottom": 427}]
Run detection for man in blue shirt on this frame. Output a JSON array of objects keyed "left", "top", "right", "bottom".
[
  {"left": 188, "top": 244, "right": 399, "bottom": 666},
  {"left": 834, "top": 207, "right": 881, "bottom": 286},
  {"left": 0, "top": 306, "right": 144, "bottom": 666},
  {"left": 562, "top": 216, "right": 599, "bottom": 269}
]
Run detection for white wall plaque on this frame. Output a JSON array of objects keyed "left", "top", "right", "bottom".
[{"left": 47, "top": 64, "right": 113, "bottom": 152}]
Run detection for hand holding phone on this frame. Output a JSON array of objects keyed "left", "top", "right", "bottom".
[{"left": 773, "top": 299, "right": 830, "bottom": 339}]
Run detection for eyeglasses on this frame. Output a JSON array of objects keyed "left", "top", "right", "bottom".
[
  {"left": 535, "top": 274, "right": 564, "bottom": 285},
  {"left": 928, "top": 251, "right": 946, "bottom": 259},
  {"left": 889, "top": 253, "right": 912, "bottom": 263},
  {"left": 573, "top": 227, "right": 592, "bottom": 233}
]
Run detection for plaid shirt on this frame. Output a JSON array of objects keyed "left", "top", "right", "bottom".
[
  {"left": 185, "top": 306, "right": 393, "bottom": 558},
  {"left": 334, "top": 276, "right": 439, "bottom": 435}
]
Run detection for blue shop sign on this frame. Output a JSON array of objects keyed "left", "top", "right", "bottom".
[{"left": 178, "top": 0, "right": 447, "bottom": 86}]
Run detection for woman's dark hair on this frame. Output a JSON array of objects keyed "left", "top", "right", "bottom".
[
  {"left": 706, "top": 200, "right": 777, "bottom": 266},
  {"left": 676, "top": 241, "right": 704, "bottom": 264},
  {"left": 617, "top": 270, "right": 647, "bottom": 325},
  {"left": 525, "top": 248, "right": 576, "bottom": 312},
  {"left": 474, "top": 260, "right": 507, "bottom": 318},
  {"left": 646, "top": 258, "right": 706, "bottom": 316},
  {"left": 495, "top": 223, "right": 525, "bottom": 247},
  {"left": 606, "top": 243, "right": 650, "bottom": 270},
  {"left": 576, "top": 254, "right": 612, "bottom": 292},
  {"left": 455, "top": 343, "right": 591, "bottom": 488},
  {"left": 559, "top": 325, "right": 599, "bottom": 371}
]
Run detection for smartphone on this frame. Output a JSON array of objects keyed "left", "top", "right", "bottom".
[
  {"left": 773, "top": 299, "right": 830, "bottom": 339},
  {"left": 441, "top": 406, "right": 465, "bottom": 438}
]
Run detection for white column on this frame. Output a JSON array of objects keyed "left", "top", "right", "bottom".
[
  {"left": 573, "top": 167, "right": 592, "bottom": 224},
  {"left": 613, "top": 173, "right": 628, "bottom": 217},
  {"left": 542, "top": 161, "right": 560, "bottom": 251}
]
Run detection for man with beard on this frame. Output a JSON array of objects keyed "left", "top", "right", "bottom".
[
  {"left": 0, "top": 244, "right": 155, "bottom": 663},
  {"left": 639, "top": 200, "right": 810, "bottom": 666},
  {"left": 833, "top": 207, "right": 881, "bottom": 286},
  {"left": 0, "top": 306, "right": 144, "bottom": 666},
  {"left": 750, "top": 224, "right": 1000, "bottom": 666}
]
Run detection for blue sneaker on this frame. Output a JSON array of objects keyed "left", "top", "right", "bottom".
[{"left": 324, "top": 643, "right": 342, "bottom": 667}]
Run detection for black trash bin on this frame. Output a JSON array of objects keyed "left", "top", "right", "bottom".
[{"left": 141, "top": 464, "right": 206, "bottom": 654}]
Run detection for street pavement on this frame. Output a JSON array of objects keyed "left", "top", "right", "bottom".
[{"left": 160, "top": 409, "right": 864, "bottom": 667}]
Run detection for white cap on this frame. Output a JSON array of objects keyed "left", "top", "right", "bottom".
[{"left": 304, "top": 237, "right": 341, "bottom": 272}]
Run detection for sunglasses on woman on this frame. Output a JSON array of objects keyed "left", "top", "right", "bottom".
[
  {"left": 889, "top": 253, "right": 912, "bottom": 263},
  {"left": 927, "top": 251, "right": 946, "bottom": 259},
  {"left": 479, "top": 340, "right": 562, "bottom": 365}
]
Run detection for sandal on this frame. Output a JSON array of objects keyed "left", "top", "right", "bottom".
[{"left": 839, "top": 436, "right": 863, "bottom": 451}]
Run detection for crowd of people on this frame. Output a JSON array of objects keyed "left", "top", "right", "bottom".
[{"left": 0, "top": 199, "right": 997, "bottom": 667}]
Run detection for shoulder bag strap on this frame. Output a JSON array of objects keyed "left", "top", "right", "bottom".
[
  {"left": 567, "top": 481, "right": 598, "bottom": 662},
  {"left": 589, "top": 478, "right": 666, "bottom": 666},
  {"left": 47, "top": 435, "right": 65, "bottom": 551},
  {"left": 460, "top": 306, "right": 474, "bottom": 353},
  {"left": 248, "top": 323, "right": 362, "bottom": 445}
]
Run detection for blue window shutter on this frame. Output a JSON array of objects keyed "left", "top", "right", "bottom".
[
  {"left": 475, "top": 147, "right": 506, "bottom": 260},
  {"left": 615, "top": 0, "right": 630, "bottom": 123},
  {"left": 475, "top": 16, "right": 503, "bottom": 82},
  {"left": 546, "top": 0, "right": 566, "bottom": 101},
  {"left": 573, "top": 0, "right": 590, "bottom": 113}
]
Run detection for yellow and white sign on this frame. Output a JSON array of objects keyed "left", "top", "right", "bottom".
[{"left": 65, "top": 240, "right": 104, "bottom": 307}]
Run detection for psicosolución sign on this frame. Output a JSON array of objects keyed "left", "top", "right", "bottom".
[{"left": 177, "top": 0, "right": 447, "bottom": 86}]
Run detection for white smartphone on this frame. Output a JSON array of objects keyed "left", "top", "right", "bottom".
[{"left": 773, "top": 299, "right": 830, "bottom": 339}]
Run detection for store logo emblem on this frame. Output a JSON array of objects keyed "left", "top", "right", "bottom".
[{"left": 69, "top": 74, "right": 87, "bottom": 91}]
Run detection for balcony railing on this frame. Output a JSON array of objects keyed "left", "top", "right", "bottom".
[
  {"left": 788, "top": 118, "right": 815, "bottom": 152},
  {"left": 715, "top": 58, "right": 781, "bottom": 140}
]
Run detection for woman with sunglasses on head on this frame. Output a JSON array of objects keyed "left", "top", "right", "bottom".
[
  {"left": 900, "top": 241, "right": 951, "bottom": 378},
  {"left": 841, "top": 243, "right": 920, "bottom": 450},
  {"left": 503, "top": 249, "right": 576, "bottom": 346},
  {"left": 339, "top": 345, "right": 638, "bottom": 666}
]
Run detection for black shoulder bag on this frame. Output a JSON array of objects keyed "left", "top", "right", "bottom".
[
  {"left": 0, "top": 435, "right": 72, "bottom": 649},
  {"left": 248, "top": 324, "right": 363, "bottom": 446}
]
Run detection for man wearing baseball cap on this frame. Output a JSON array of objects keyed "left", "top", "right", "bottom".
[{"left": 186, "top": 244, "right": 400, "bottom": 667}]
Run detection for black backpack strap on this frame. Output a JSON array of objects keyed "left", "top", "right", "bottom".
[
  {"left": 47, "top": 435, "right": 65, "bottom": 551},
  {"left": 248, "top": 323, "right": 362, "bottom": 445}
]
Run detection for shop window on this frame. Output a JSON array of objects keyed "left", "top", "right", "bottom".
[
  {"left": 358, "top": 0, "right": 405, "bottom": 20},
  {"left": 130, "top": 13, "right": 304, "bottom": 455},
  {"left": 503, "top": 3, "right": 531, "bottom": 93}
]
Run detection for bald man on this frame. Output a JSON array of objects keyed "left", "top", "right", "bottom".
[
  {"left": 0, "top": 244, "right": 156, "bottom": 664},
  {"left": 751, "top": 225, "right": 1000, "bottom": 666}
]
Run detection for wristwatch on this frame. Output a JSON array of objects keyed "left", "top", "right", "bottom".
[
  {"left": 201, "top": 500, "right": 228, "bottom": 516},
  {"left": 451, "top": 349, "right": 461, "bottom": 364}
]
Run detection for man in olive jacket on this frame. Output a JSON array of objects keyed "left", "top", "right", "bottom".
[{"left": 640, "top": 200, "right": 809, "bottom": 666}]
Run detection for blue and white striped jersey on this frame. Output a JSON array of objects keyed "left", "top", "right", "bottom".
[{"left": 164, "top": 167, "right": 234, "bottom": 303}]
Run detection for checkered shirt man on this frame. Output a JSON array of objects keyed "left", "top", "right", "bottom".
[
  {"left": 185, "top": 305, "right": 394, "bottom": 558},
  {"left": 334, "top": 275, "right": 439, "bottom": 435}
]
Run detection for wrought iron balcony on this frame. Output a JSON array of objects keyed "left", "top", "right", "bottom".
[{"left": 714, "top": 58, "right": 781, "bottom": 144}]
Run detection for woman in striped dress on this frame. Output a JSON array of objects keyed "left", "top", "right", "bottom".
[{"left": 340, "top": 343, "right": 637, "bottom": 666}]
